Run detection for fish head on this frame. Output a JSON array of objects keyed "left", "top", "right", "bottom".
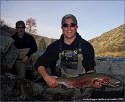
[{"left": 95, "top": 75, "right": 121, "bottom": 87}]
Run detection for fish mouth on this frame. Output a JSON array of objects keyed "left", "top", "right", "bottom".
[
  {"left": 105, "top": 80, "right": 121, "bottom": 87},
  {"left": 98, "top": 80, "right": 121, "bottom": 87},
  {"left": 110, "top": 81, "right": 121, "bottom": 87}
]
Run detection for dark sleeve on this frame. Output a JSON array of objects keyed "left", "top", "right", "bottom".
[
  {"left": 82, "top": 43, "right": 96, "bottom": 72},
  {"left": 26, "top": 36, "right": 37, "bottom": 57},
  {"left": 35, "top": 44, "right": 58, "bottom": 70}
]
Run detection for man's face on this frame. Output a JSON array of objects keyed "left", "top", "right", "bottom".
[
  {"left": 62, "top": 18, "right": 78, "bottom": 39},
  {"left": 16, "top": 25, "right": 25, "bottom": 36}
]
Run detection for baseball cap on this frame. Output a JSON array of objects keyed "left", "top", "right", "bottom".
[
  {"left": 61, "top": 14, "right": 77, "bottom": 26},
  {"left": 16, "top": 20, "right": 25, "bottom": 28}
]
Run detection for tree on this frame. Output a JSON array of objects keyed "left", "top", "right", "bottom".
[
  {"left": 0, "top": 19, "right": 8, "bottom": 27},
  {"left": 26, "top": 18, "right": 37, "bottom": 34}
]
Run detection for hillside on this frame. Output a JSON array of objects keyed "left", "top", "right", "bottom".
[
  {"left": 31, "top": 34, "right": 56, "bottom": 51},
  {"left": 89, "top": 24, "right": 125, "bottom": 57}
]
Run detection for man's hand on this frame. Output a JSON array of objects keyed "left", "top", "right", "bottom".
[
  {"left": 44, "top": 75, "right": 59, "bottom": 88},
  {"left": 22, "top": 56, "right": 28, "bottom": 63},
  {"left": 37, "top": 66, "right": 58, "bottom": 88}
]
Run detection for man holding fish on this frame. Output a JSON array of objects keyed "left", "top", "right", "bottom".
[{"left": 35, "top": 14, "right": 115, "bottom": 100}]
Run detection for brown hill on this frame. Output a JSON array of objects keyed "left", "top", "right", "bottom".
[
  {"left": 89, "top": 24, "right": 125, "bottom": 57},
  {"left": 31, "top": 34, "right": 56, "bottom": 51}
]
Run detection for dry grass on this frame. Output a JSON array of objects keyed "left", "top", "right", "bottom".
[{"left": 89, "top": 24, "right": 125, "bottom": 57}]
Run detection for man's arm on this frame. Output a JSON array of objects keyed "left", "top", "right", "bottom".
[{"left": 37, "top": 66, "right": 58, "bottom": 87}]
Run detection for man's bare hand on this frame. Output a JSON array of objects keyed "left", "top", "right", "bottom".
[
  {"left": 44, "top": 75, "right": 58, "bottom": 88},
  {"left": 22, "top": 56, "right": 28, "bottom": 63}
]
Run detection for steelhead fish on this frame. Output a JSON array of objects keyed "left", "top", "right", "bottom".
[{"left": 57, "top": 73, "right": 121, "bottom": 88}]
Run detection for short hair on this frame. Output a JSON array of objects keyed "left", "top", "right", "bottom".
[
  {"left": 61, "top": 14, "right": 78, "bottom": 26},
  {"left": 16, "top": 20, "right": 25, "bottom": 28}
]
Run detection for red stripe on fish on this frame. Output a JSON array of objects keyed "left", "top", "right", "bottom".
[
  {"left": 65, "top": 79, "right": 93, "bottom": 88},
  {"left": 102, "top": 78, "right": 110, "bottom": 82}
]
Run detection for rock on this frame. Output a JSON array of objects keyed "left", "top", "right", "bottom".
[
  {"left": 0, "top": 29, "right": 14, "bottom": 54},
  {"left": 0, "top": 73, "right": 44, "bottom": 101},
  {"left": 1, "top": 29, "right": 19, "bottom": 73}
]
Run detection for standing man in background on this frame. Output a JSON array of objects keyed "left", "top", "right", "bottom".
[{"left": 11, "top": 20, "right": 38, "bottom": 78}]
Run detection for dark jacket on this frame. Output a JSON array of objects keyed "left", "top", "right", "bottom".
[
  {"left": 35, "top": 33, "right": 95, "bottom": 73},
  {"left": 11, "top": 32, "right": 37, "bottom": 57}
]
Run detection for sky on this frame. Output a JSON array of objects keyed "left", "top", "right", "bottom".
[{"left": 1, "top": 0, "right": 125, "bottom": 40}]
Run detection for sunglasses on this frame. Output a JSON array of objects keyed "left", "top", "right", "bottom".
[
  {"left": 62, "top": 23, "right": 76, "bottom": 27},
  {"left": 16, "top": 27, "right": 25, "bottom": 29}
]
